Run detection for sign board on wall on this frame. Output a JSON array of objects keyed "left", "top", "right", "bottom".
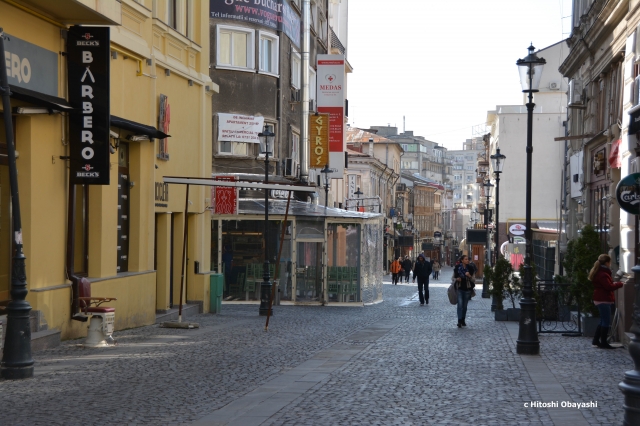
[
  {"left": 309, "top": 113, "right": 329, "bottom": 168},
  {"left": 209, "top": 0, "right": 301, "bottom": 48},
  {"left": 211, "top": 176, "right": 238, "bottom": 215},
  {"left": 317, "top": 54, "right": 345, "bottom": 175},
  {"left": 67, "top": 26, "right": 111, "bottom": 185},
  {"left": 3, "top": 33, "right": 58, "bottom": 96},
  {"left": 616, "top": 173, "right": 640, "bottom": 215},
  {"left": 347, "top": 174, "right": 356, "bottom": 199},
  {"left": 508, "top": 224, "right": 526, "bottom": 235},
  {"left": 217, "top": 113, "right": 264, "bottom": 143}
]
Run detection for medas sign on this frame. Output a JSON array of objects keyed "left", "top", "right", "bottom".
[
  {"left": 616, "top": 173, "right": 640, "bottom": 215},
  {"left": 67, "top": 26, "right": 110, "bottom": 185}
]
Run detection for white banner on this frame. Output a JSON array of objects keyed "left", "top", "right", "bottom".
[
  {"left": 217, "top": 113, "right": 264, "bottom": 143},
  {"left": 317, "top": 55, "right": 345, "bottom": 108}
]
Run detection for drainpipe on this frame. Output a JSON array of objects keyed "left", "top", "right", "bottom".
[{"left": 300, "top": 0, "right": 311, "bottom": 184}]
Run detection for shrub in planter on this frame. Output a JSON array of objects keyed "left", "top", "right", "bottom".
[
  {"left": 488, "top": 257, "right": 513, "bottom": 315},
  {"left": 563, "top": 225, "right": 602, "bottom": 318}
]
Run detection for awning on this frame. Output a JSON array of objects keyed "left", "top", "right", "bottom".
[
  {"left": 9, "top": 85, "right": 73, "bottom": 112},
  {"left": 110, "top": 115, "right": 170, "bottom": 140}
]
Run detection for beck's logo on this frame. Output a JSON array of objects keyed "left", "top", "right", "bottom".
[
  {"left": 84, "top": 164, "right": 93, "bottom": 171},
  {"left": 83, "top": 33, "right": 93, "bottom": 40}
]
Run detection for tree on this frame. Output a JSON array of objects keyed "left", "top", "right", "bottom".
[{"left": 563, "top": 225, "right": 602, "bottom": 316}]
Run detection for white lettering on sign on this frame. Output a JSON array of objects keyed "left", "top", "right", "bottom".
[
  {"left": 4, "top": 52, "right": 31, "bottom": 84},
  {"left": 80, "top": 52, "right": 95, "bottom": 160}
]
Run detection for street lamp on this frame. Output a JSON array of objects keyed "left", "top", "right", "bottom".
[
  {"left": 320, "top": 164, "right": 332, "bottom": 208},
  {"left": 482, "top": 180, "right": 494, "bottom": 300},
  {"left": 355, "top": 187, "right": 363, "bottom": 211},
  {"left": 258, "top": 125, "right": 275, "bottom": 316},
  {"left": 516, "top": 43, "right": 545, "bottom": 355},
  {"left": 0, "top": 29, "right": 33, "bottom": 379},
  {"left": 491, "top": 147, "right": 506, "bottom": 264}
]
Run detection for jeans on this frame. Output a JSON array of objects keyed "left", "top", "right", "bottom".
[
  {"left": 433, "top": 271, "right": 439, "bottom": 280},
  {"left": 391, "top": 273, "right": 400, "bottom": 285},
  {"left": 597, "top": 303, "right": 612, "bottom": 327},
  {"left": 417, "top": 277, "right": 429, "bottom": 304},
  {"left": 405, "top": 270, "right": 411, "bottom": 282},
  {"left": 457, "top": 290, "right": 471, "bottom": 321}
]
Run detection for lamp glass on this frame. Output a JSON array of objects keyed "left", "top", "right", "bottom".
[
  {"left": 490, "top": 149, "right": 506, "bottom": 173},
  {"left": 258, "top": 127, "right": 275, "bottom": 154},
  {"left": 516, "top": 45, "right": 546, "bottom": 92},
  {"left": 484, "top": 181, "right": 494, "bottom": 199}
]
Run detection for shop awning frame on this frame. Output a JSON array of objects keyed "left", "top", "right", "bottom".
[
  {"left": 163, "top": 176, "right": 316, "bottom": 192},
  {"left": 110, "top": 115, "right": 170, "bottom": 140},
  {"left": 8, "top": 85, "right": 73, "bottom": 112}
]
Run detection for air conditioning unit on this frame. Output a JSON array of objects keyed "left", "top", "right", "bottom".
[
  {"left": 549, "top": 81, "right": 559, "bottom": 90},
  {"left": 568, "top": 79, "right": 583, "bottom": 106},
  {"left": 396, "top": 183, "right": 406, "bottom": 191},
  {"left": 291, "top": 89, "right": 301, "bottom": 103},
  {"left": 284, "top": 158, "right": 298, "bottom": 178}
]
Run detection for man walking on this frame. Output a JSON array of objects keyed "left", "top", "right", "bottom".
[
  {"left": 390, "top": 256, "right": 402, "bottom": 285},
  {"left": 412, "top": 254, "right": 433, "bottom": 305},
  {"left": 402, "top": 256, "right": 413, "bottom": 283}
]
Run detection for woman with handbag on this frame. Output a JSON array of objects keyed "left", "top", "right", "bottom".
[
  {"left": 455, "top": 255, "right": 474, "bottom": 328},
  {"left": 589, "top": 254, "right": 623, "bottom": 349}
]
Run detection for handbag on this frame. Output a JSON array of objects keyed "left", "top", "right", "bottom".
[{"left": 447, "top": 281, "right": 458, "bottom": 305}]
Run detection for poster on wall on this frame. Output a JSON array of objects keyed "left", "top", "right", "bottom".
[
  {"left": 217, "top": 113, "right": 264, "bottom": 143},
  {"left": 67, "top": 26, "right": 111, "bottom": 185},
  {"left": 212, "top": 176, "right": 238, "bottom": 215},
  {"left": 209, "top": 0, "right": 301, "bottom": 47}
]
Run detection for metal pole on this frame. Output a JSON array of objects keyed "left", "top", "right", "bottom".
[
  {"left": 0, "top": 29, "right": 34, "bottom": 380},
  {"left": 299, "top": 0, "right": 311, "bottom": 184},
  {"left": 516, "top": 84, "right": 540, "bottom": 355},
  {"left": 495, "top": 172, "right": 500, "bottom": 260},
  {"left": 620, "top": 264, "right": 640, "bottom": 424},
  {"left": 259, "top": 153, "right": 272, "bottom": 316},
  {"left": 178, "top": 184, "right": 190, "bottom": 323}
]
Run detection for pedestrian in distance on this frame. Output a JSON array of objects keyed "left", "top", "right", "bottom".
[
  {"left": 589, "top": 254, "right": 623, "bottom": 349},
  {"left": 390, "top": 256, "right": 402, "bottom": 285},
  {"left": 432, "top": 260, "right": 441, "bottom": 280},
  {"left": 412, "top": 254, "right": 432, "bottom": 305},
  {"left": 402, "top": 255, "right": 413, "bottom": 283},
  {"left": 455, "top": 255, "right": 474, "bottom": 327}
]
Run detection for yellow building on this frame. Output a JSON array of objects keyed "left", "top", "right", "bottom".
[{"left": 0, "top": 0, "right": 215, "bottom": 341}]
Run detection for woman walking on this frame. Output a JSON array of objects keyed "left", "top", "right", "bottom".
[
  {"left": 455, "top": 255, "right": 474, "bottom": 327},
  {"left": 390, "top": 256, "right": 402, "bottom": 285},
  {"left": 432, "top": 261, "right": 441, "bottom": 280},
  {"left": 589, "top": 254, "right": 623, "bottom": 349}
]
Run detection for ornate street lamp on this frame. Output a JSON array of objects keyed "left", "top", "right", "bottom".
[
  {"left": 491, "top": 147, "right": 506, "bottom": 263},
  {"left": 320, "top": 164, "right": 332, "bottom": 208},
  {"left": 0, "top": 29, "right": 33, "bottom": 379},
  {"left": 355, "top": 187, "right": 363, "bottom": 211},
  {"left": 258, "top": 125, "right": 275, "bottom": 316},
  {"left": 482, "top": 180, "right": 494, "bottom": 300},
  {"left": 516, "top": 43, "right": 545, "bottom": 355}
]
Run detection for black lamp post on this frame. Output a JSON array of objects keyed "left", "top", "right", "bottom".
[
  {"left": 483, "top": 179, "right": 494, "bottom": 264},
  {"left": 320, "top": 164, "right": 332, "bottom": 208},
  {"left": 490, "top": 148, "right": 506, "bottom": 263},
  {"left": 258, "top": 126, "right": 275, "bottom": 316},
  {"left": 516, "top": 44, "right": 545, "bottom": 355},
  {"left": 0, "top": 29, "right": 33, "bottom": 380},
  {"left": 355, "top": 187, "right": 363, "bottom": 211}
]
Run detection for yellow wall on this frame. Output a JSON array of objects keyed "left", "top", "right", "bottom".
[{"left": 0, "top": 0, "right": 214, "bottom": 340}]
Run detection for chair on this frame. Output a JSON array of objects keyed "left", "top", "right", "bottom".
[
  {"left": 327, "top": 267, "right": 340, "bottom": 299},
  {"left": 77, "top": 278, "right": 117, "bottom": 347}
]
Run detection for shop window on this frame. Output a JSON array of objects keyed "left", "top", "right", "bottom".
[
  {"left": 259, "top": 31, "right": 279, "bottom": 76},
  {"left": 216, "top": 25, "right": 255, "bottom": 71}
]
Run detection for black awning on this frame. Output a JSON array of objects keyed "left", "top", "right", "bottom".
[
  {"left": 110, "top": 115, "right": 170, "bottom": 139},
  {"left": 8, "top": 85, "right": 73, "bottom": 112},
  {"left": 630, "top": 108, "right": 640, "bottom": 134}
]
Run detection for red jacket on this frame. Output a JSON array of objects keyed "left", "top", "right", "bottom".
[{"left": 592, "top": 266, "right": 623, "bottom": 303}]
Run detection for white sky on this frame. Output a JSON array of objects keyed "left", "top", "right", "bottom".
[{"left": 347, "top": 0, "right": 573, "bottom": 150}]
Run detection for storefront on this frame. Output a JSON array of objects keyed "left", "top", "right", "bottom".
[{"left": 211, "top": 199, "right": 383, "bottom": 305}]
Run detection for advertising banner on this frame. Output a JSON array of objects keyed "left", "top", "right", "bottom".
[
  {"left": 210, "top": 0, "right": 301, "bottom": 47},
  {"left": 212, "top": 176, "right": 238, "bottom": 215},
  {"left": 309, "top": 113, "right": 329, "bottom": 168},
  {"left": 616, "top": 173, "right": 640, "bottom": 215},
  {"left": 3, "top": 33, "right": 58, "bottom": 96},
  {"left": 217, "top": 113, "right": 264, "bottom": 143},
  {"left": 317, "top": 54, "right": 345, "bottom": 174},
  {"left": 67, "top": 26, "right": 111, "bottom": 185}
]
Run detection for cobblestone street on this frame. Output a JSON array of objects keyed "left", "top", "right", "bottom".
[{"left": 0, "top": 267, "right": 632, "bottom": 425}]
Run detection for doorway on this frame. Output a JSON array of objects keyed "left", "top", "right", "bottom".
[{"left": 295, "top": 240, "right": 323, "bottom": 303}]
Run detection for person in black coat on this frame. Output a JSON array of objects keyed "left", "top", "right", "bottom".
[
  {"left": 412, "top": 253, "right": 433, "bottom": 305},
  {"left": 402, "top": 256, "right": 413, "bottom": 283}
]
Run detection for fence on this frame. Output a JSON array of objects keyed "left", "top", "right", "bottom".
[{"left": 536, "top": 280, "right": 581, "bottom": 336}]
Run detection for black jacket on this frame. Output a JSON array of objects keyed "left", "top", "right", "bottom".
[
  {"left": 402, "top": 259, "right": 412, "bottom": 272},
  {"left": 413, "top": 259, "right": 432, "bottom": 280}
]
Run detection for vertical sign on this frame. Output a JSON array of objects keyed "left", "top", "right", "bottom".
[
  {"left": 309, "top": 113, "right": 329, "bottom": 168},
  {"left": 317, "top": 54, "right": 345, "bottom": 175},
  {"left": 67, "top": 26, "right": 110, "bottom": 185},
  {"left": 212, "top": 176, "right": 238, "bottom": 215},
  {"left": 158, "top": 94, "right": 170, "bottom": 159},
  {"left": 347, "top": 175, "right": 356, "bottom": 199}
]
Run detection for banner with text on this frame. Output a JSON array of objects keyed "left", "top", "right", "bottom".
[
  {"left": 67, "top": 26, "right": 111, "bottom": 185},
  {"left": 309, "top": 113, "right": 329, "bottom": 168},
  {"left": 317, "top": 54, "right": 345, "bottom": 175},
  {"left": 218, "top": 113, "right": 264, "bottom": 143},
  {"left": 210, "top": 0, "right": 301, "bottom": 48},
  {"left": 212, "top": 176, "right": 238, "bottom": 215}
]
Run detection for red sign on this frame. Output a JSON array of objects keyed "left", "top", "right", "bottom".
[{"left": 212, "top": 176, "right": 237, "bottom": 215}]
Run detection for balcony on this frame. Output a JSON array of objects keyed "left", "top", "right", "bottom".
[{"left": 14, "top": 0, "right": 121, "bottom": 25}]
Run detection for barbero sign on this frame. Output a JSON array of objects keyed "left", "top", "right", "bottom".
[
  {"left": 67, "top": 26, "right": 111, "bottom": 185},
  {"left": 616, "top": 173, "right": 640, "bottom": 215}
]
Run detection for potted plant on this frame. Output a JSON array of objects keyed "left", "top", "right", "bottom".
[
  {"left": 488, "top": 257, "right": 513, "bottom": 321},
  {"left": 505, "top": 272, "right": 523, "bottom": 321},
  {"left": 562, "top": 225, "right": 603, "bottom": 337}
]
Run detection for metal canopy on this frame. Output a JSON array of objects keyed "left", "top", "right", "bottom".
[
  {"left": 164, "top": 176, "right": 317, "bottom": 192},
  {"left": 230, "top": 199, "right": 381, "bottom": 219}
]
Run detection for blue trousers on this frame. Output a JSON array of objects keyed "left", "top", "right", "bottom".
[
  {"left": 597, "top": 303, "right": 612, "bottom": 327},
  {"left": 457, "top": 290, "right": 471, "bottom": 321}
]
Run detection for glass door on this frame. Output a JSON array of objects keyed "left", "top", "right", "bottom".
[{"left": 295, "top": 241, "right": 323, "bottom": 303}]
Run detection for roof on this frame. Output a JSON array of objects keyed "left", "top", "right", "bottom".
[
  {"left": 346, "top": 127, "right": 403, "bottom": 150},
  {"left": 401, "top": 172, "right": 445, "bottom": 191}
]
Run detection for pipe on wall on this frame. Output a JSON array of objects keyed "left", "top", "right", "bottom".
[{"left": 300, "top": 0, "right": 311, "bottom": 184}]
